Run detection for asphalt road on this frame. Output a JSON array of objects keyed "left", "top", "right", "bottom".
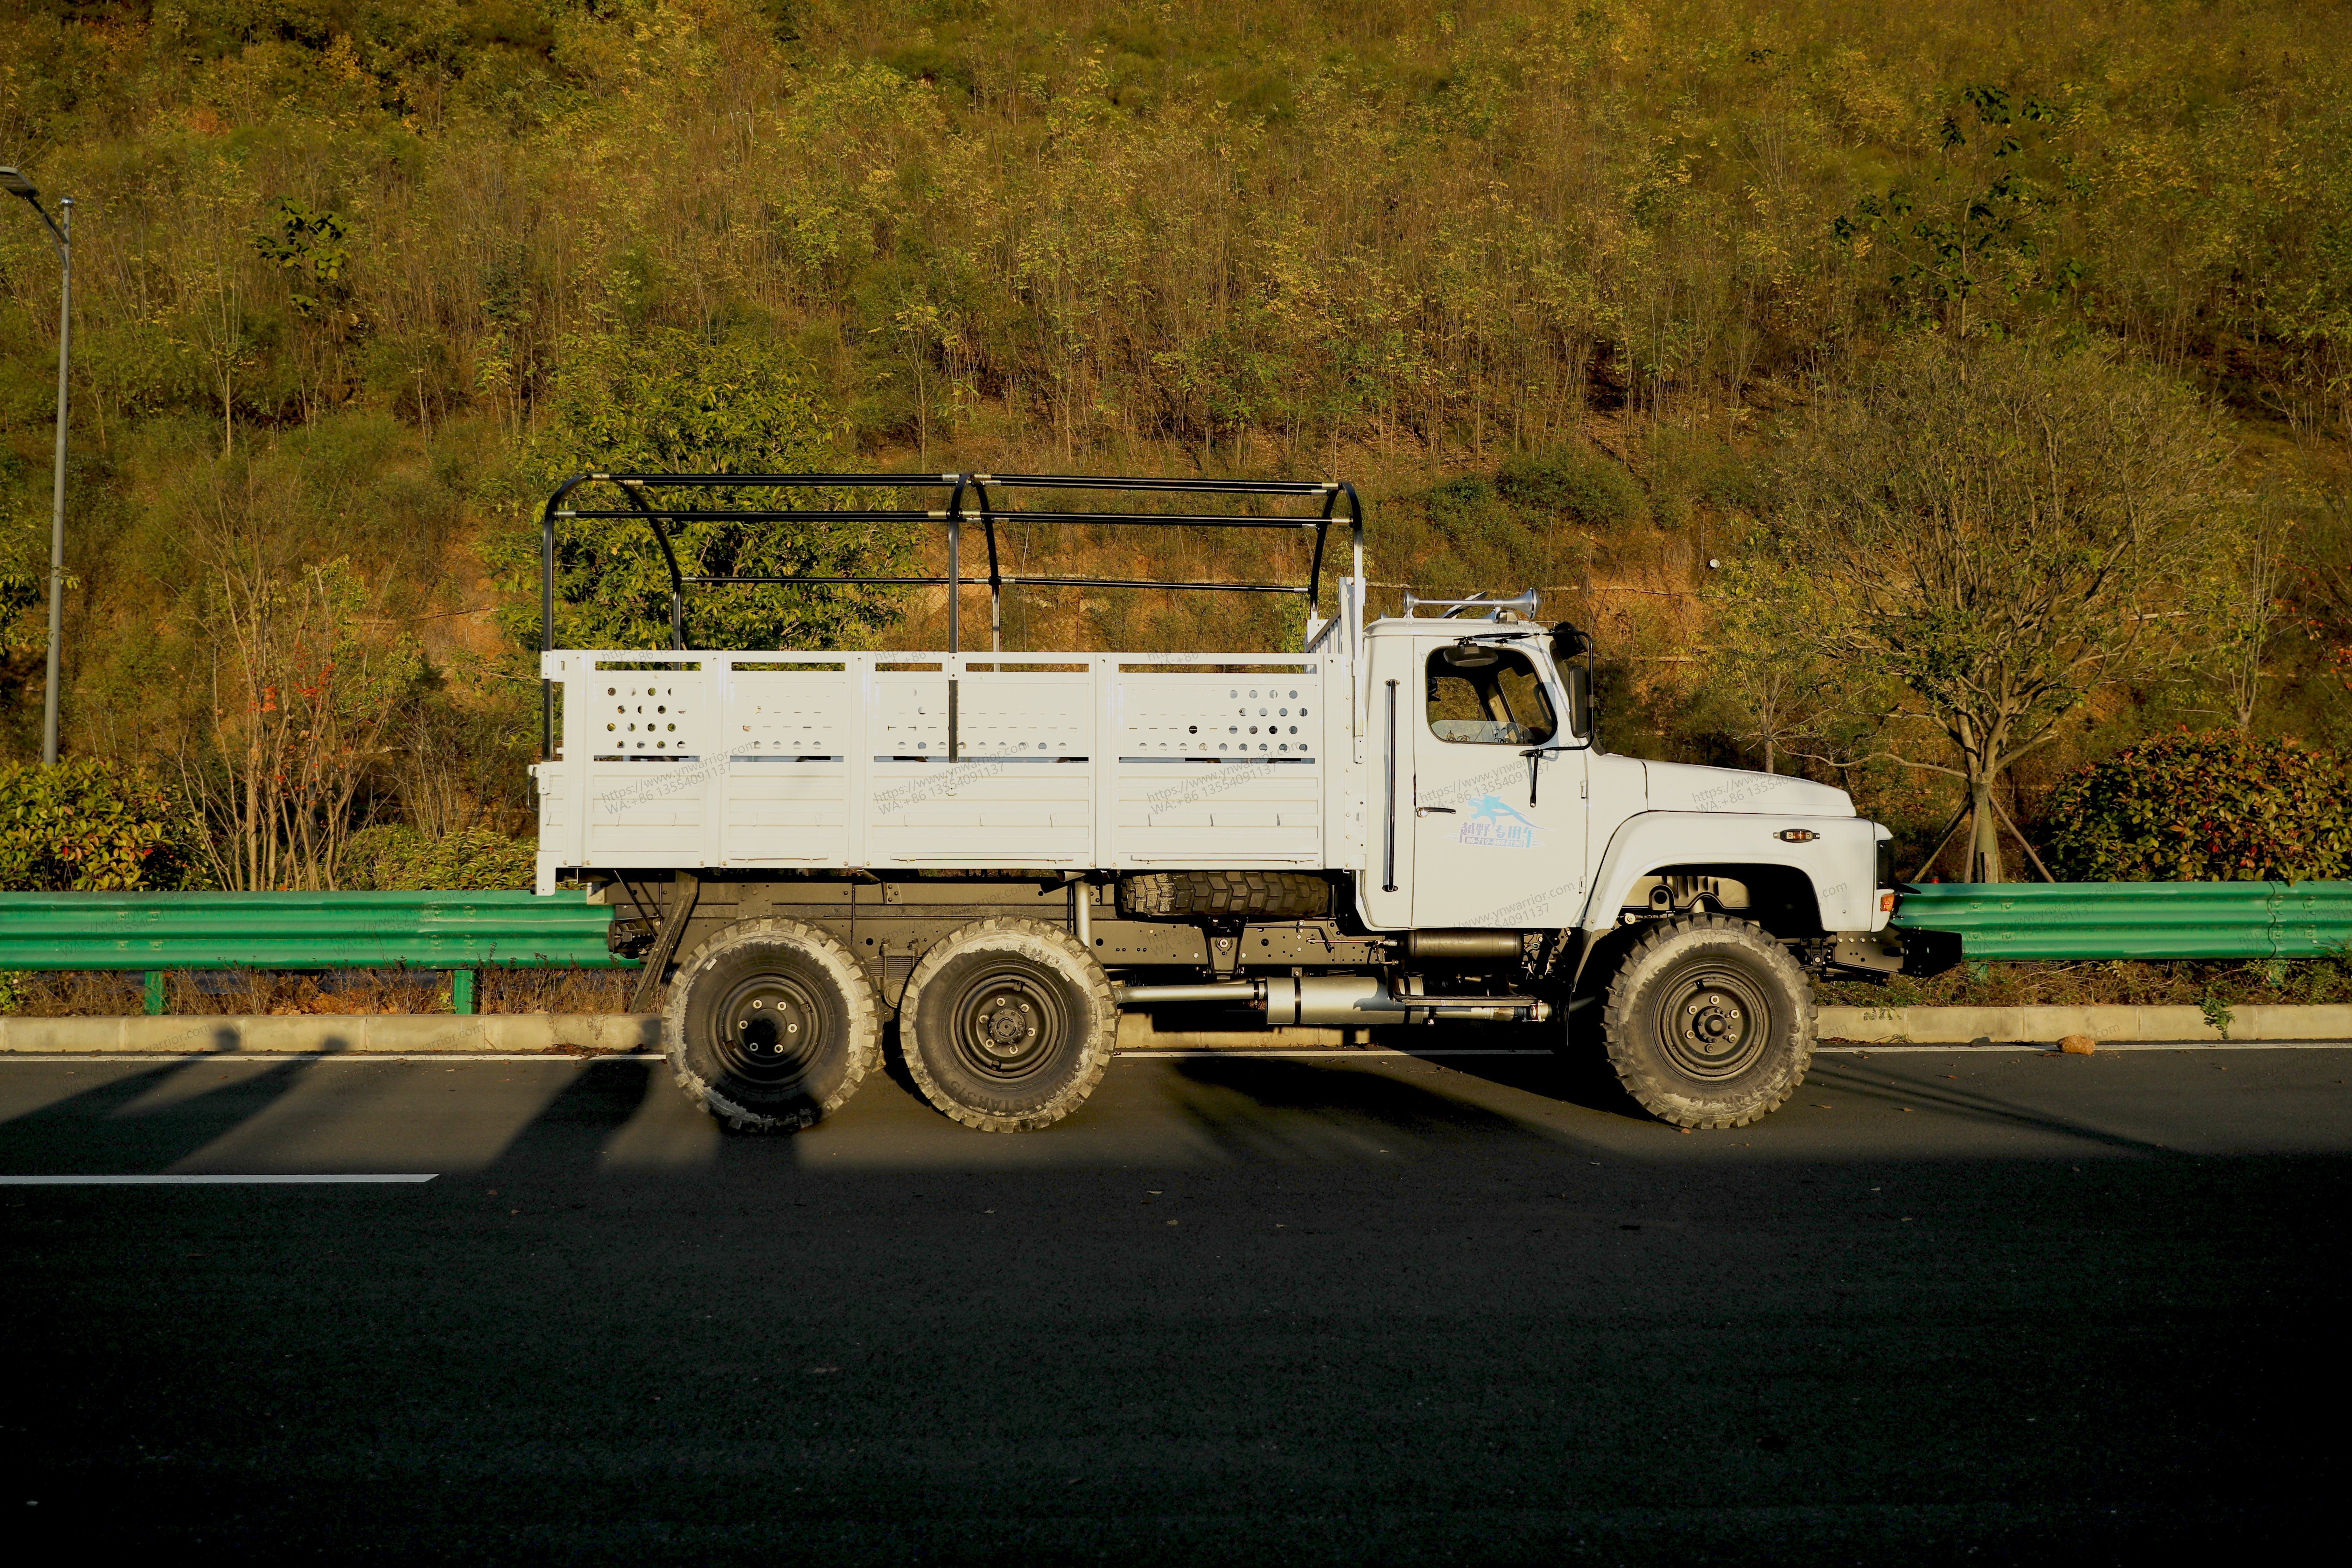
[{"left": 3, "top": 1043, "right": 2344, "bottom": 1562}]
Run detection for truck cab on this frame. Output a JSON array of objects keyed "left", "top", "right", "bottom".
[{"left": 1356, "top": 609, "right": 1890, "bottom": 950}]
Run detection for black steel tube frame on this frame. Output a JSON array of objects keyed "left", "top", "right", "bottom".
[{"left": 539, "top": 471, "right": 1365, "bottom": 757}]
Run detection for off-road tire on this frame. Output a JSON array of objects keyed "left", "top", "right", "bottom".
[
  {"left": 1118, "top": 870, "right": 1331, "bottom": 920},
  {"left": 662, "top": 918, "right": 879, "bottom": 1133},
  {"left": 1599, "top": 914, "right": 1813, "bottom": 1129},
  {"left": 899, "top": 918, "right": 1116, "bottom": 1132}
]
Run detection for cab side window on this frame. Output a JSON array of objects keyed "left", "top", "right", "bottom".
[{"left": 1426, "top": 646, "right": 1558, "bottom": 744}]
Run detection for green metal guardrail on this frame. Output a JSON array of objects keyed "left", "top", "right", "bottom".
[
  {"left": 9, "top": 883, "right": 2347, "bottom": 1018},
  {"left": 0, "top": 891, "right": 629, "bottom": 1015},
  {"left": 1892, "top": 881, "right": 2352, "bottom": 961}
]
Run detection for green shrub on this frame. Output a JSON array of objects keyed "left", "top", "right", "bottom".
[
  {"left": 2041, "top": 732, "right": 2352, "bottom": 882},
  {"left": 1423, "top": 475, "right": 1518, "bottom": 551},
  {"left": 1642, "top": 427, "right": 1758, "bottom": 528},
  {"left": 1495, "top": 443, "right": 1648, "bottom": 531},
  {"left": 1407, "top": 475, "right": 1544, "bottom": 593},
  {"left": 0, "top": 759, "right": 208, "bottom": 891},
  {"left": 342, "top": 825, "right": 536, "bottom": 891}
]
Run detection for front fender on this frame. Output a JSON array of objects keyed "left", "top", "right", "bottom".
[{"left": 1582, "top": 811, "right": 1885, "bottom": 934}]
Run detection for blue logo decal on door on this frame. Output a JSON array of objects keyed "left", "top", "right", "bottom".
[{"left": 1457, "top": 794, "right": 1541, "bottom": 850}]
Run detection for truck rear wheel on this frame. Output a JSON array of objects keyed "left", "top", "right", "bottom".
[
  {"left": 899, "top": 918, "right": 1116, "bottom": 1132},
  {"left": 1600, "top": 914, "right": 1812, "bottom": 1129},
  {"left": 663, "top": 918, "right": 879, "bottom": 1132}
]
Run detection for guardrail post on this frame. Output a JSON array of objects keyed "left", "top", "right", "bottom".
[
  {"left": 144, "top": 970, "right": 165, "bottom": 1016},
  {"left": 451, "top": 969, "right": 476, "bottom": 1016}
]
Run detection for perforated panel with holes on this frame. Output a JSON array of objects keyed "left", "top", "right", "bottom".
[
  {"left": 954, "top": 674, "right": 1093, "bottom": 758},
  {"left": 1109, "top": 671, "right": 1326, "bottom": 864},
  {"left": 726, "top": 670, "right": 848, "bottom": 759},
  {"left": 595, "top": 676, "right": 706, "bottom": 757},
  {"left": 1115, "top": 677, "right": 1319, "bottom": 760},
  {"left": 576, "top": 667, "right": 714, "bottom": 864},
  {"left": 873, "top": 674, "right": 949, "bottom": 757},
  {"left": 862, "top": 670, "right": 1096, "bottom": 862}
]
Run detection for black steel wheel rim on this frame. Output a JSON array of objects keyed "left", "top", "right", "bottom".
[
  {"left": 1653, "top": 957, "right": 1773, "bottom": 1081},
  {"left": 707, "top": 970, "right": 830, "bottom": 1088},
  {"left": 945, "top": 962, "right": 1071, "bottom": 1083}
]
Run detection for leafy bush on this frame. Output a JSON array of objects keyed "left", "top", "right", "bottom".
[
  {"left": 1398, "top": 476, "right": 1546, "bottom": 596},
  {"left": 2041, "top": 732, "right": 2352, "bottom": 881},
  {"left": 1496, "top": 443, "right": 1648, "bottom": 531},
  {"left": 1422, "top": 475, "right": 1532, "bottom": 553},
  {"left": 1642, "top": 428, "right": 1758, "bottom": 528},
  {"left": 342, "top": 825, "right": 536, "bottom": 891},
  {"left": 0, "top": 760, "right": 208, "bottom": 891}
]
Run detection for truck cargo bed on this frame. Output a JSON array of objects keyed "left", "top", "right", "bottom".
[{"left": 534, "top": 650, "right": 1360, "bottom": 890}]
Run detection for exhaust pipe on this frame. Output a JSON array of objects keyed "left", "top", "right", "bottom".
[
  {"left": 1113, "top": 976, "right": 1550, "bottom": 1027},
  {"left": 1112, "top": 981, "right": 1262, "bottom": 1007}
]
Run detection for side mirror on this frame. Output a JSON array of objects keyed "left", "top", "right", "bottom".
[{"left": 1564, "top": 664, "right": 1593, "bottom": 739}]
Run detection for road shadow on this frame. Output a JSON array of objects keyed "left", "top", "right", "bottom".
[
  {"left": 1801, "top": 1055, "right": 2179, "bottom": 1154},
  {"left": 1161, "top": 1051, "right": 1601, "bottom": 1161},
  {"left": 1349, "top": 1008, "right": 1661, "bottom": 1124},
  {"left": 0, "top": 1054, "right": 334, "bottom": 1174},
  {"left": 481, "top": 1056, "right": 664, "bottom": 1170},
  {"left": 1390, "top": 1022, "right": 1658, "bottom": 1123}
]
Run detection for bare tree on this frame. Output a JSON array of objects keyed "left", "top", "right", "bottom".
[
  {"left": 177, "top": 463, "right": 419, "bottom": 889},
  {"left": 1773, "top": 337, "right": 2228, "bottom": 881},
  {"left": 2217, "top": 490, "right": 2294, "bottom": 733}
]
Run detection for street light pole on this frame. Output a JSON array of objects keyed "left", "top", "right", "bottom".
[
  {"left": 1, "top": 168, "right": 71, "bottom": 765},
  {"left": 39, "top": 199, "right": 70, "bottom": 767}
]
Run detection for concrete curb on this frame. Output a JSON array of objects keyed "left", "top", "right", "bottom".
[
  {"left": 0, "top": 1014, "right": 660, "bottom": 1054},
  {"left": 0, "top": 1013, "right": 1343, "bottom": 1055},
  {"left": 1816, "top": 1003, "right": 2352, "bottom": 1044},
  {"left": 2, "top": 1005, "right": 2346, "bottom": 1055}
]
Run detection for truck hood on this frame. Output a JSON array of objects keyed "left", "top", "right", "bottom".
[{"left": 1641, "top": 760, "right": 1854, "bottom": 817}]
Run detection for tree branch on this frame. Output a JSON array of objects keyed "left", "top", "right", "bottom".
[
  {"left": 1986, "top": 788, "right": 2057, "bottom": 882},
  {"left": 1909, "top": 798, "right": 1972, "bottom": 883}
]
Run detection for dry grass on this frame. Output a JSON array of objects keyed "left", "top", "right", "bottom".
[
  {"left": 1, "top": 966, "right": 639, "bottom": 1017},
  {"left": 1818, "top": 955, "right": 2352, "bottom": 1010}
]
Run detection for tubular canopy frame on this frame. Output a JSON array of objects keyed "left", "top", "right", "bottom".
[{"left": 537, "top": 472, "right": 1366, "bottom": 756}]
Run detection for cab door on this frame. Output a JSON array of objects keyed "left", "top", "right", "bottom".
[{"left": 1407, "top": 639, "right": 1587, "bottom": 929}]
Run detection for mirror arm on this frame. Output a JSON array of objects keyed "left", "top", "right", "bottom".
[{"left": 1517, "top": 742, "right": 1584, "bottom": 806}]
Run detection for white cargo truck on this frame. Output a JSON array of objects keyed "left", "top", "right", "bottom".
[{"left": 532, "top": 474, "right": 1900, "bottom": 1134}]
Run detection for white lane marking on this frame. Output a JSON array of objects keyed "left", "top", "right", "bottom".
[{"left": 0, "top": 1174, "right": 437, "bottom": 1185}]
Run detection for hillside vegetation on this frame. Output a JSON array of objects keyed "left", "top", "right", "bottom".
[{"left": 1, "top": 0, "right": 2348, "bottom": 883}]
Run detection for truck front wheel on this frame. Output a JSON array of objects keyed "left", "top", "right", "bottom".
[
  {"left": 1599, "top": 915, "right": 1813, "bottom": 1129},
  {"left": 899, "top": 918, "right": 1116, "bottom": 1132}
]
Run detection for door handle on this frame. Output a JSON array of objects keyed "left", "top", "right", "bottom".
[{"left": 1416, "top": 806, "right": 1456, "bottom": 816}]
